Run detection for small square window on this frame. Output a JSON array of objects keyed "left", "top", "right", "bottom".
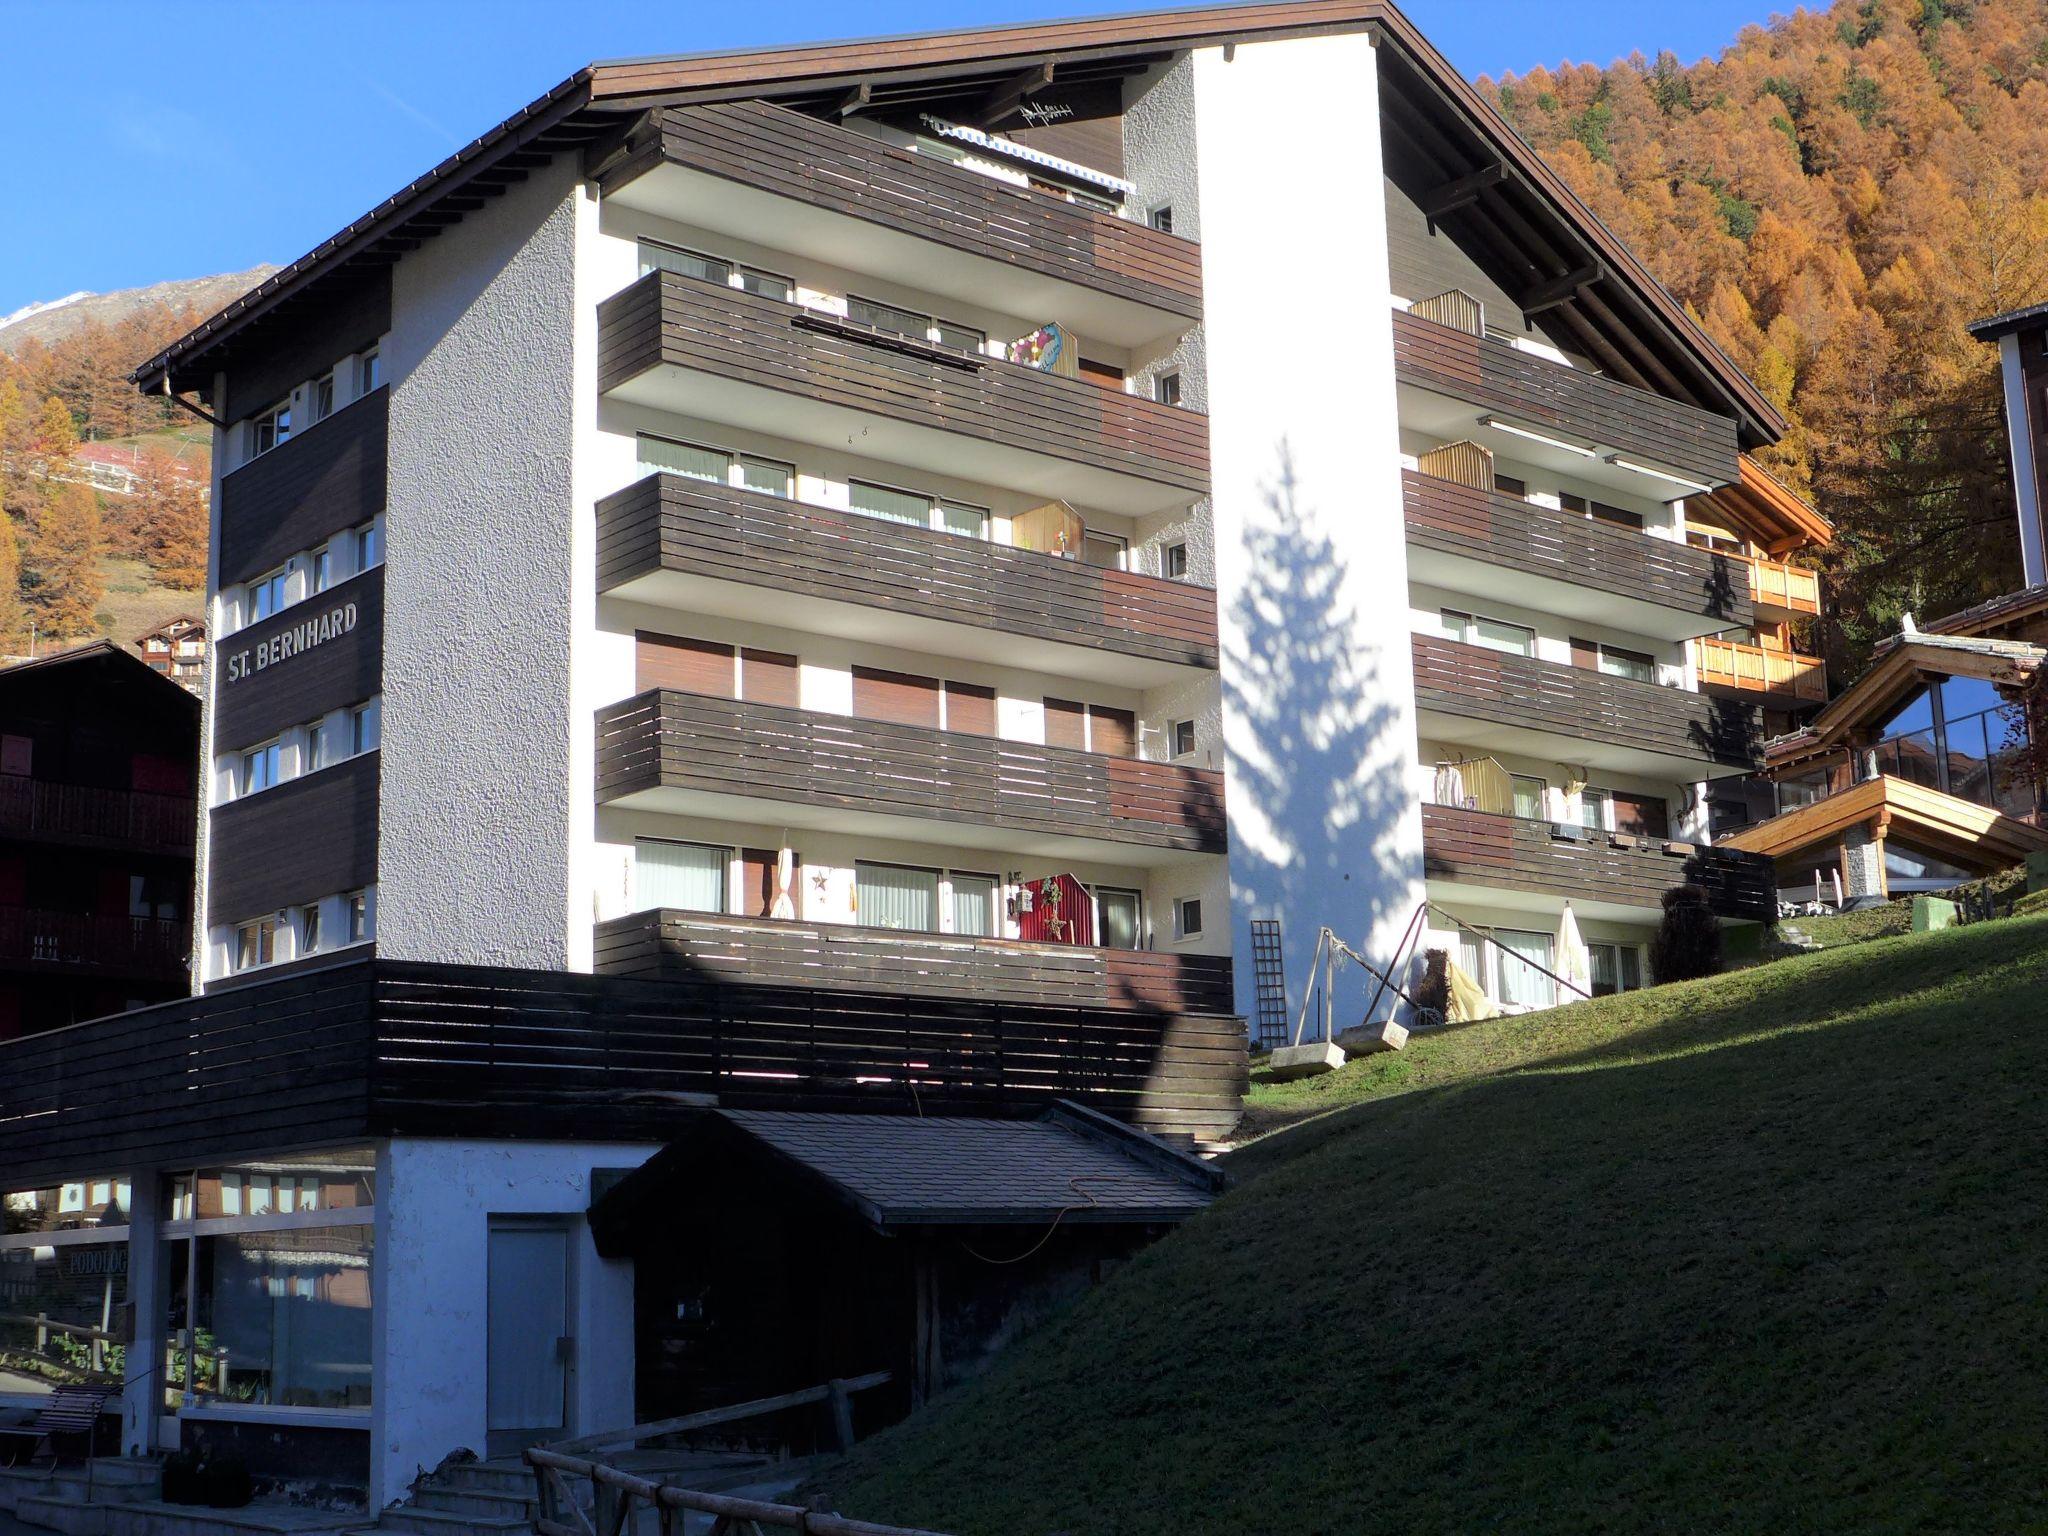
[
  {"left": 351, "top": 703, "right": 380, "bottom": 755},
  {"left": 1170, "top": 719, "right": 1197, "bottom": 758},
  {"left": 1174, "top": 897, "right": 1203, "bottom": 941},
  {"left": 299, "top": 903, "right": 322, "bottom": 955},
  {"left": 358, "top": 348, "right": 383, "bottom": 394},
  {"left": 235, "top": 918, "right": 277, "bottom": 972},
  {"left": 345, "top": 891, "right": 370, "bottom": 944},
  {"left": 1148, "top": 204, "right": 1173, "bottom": 233},
  {"left": 1154, "top": 371, "right": 1182, "bottom": 408},
  {"left": 1162, "top": 542, "right": 1189, "bottom": 580},
  {"left": 311, "top": 373, "right": 335, "bottom": 423}
]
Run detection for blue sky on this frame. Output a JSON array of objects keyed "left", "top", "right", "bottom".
[{"left": 0, "top": 0, "right": 1771, "bottom": 316}]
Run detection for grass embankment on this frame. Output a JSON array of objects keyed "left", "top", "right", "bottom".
[{"left": 817, "top": 915, "right": 2048, "bottom": 1534}]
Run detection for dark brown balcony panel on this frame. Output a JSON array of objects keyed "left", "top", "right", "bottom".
[
  {"left": 597, "top": 689, "right": 1227, "bottom": 856},
  {"left": 0, "top": 908, "right": 192, "bottom": 980},
  {"left": 214, "top": 565, "right": 384, "bottom": 754},
  {"left": 217, "top": 386, "right": 388, "bottom": 587},
  {"left": 597, "top": 271, "right": 1208, "bottom": 505},
  {"left": 595, "top": 908, "right": 1235, "bottom": 1016},
  {"left": 1392, "top": 310, "right": 1740, "bottom": 489},
  {"left": 1422, "top": 804, "right": 1776, "bottom": 924},
  {"left": 0, "top": 777, "right": 194, "bottom": 856},
  {"left": 1402, "top": 471, "right": 1752, "bottom": 629},
  {"left": 0, "top": 956, "right": 1246, "bottom": 1183},
  {"left": 1411, "top": 634, "right": 1762, "bottom": 771},
  {"left": 208, "top": 752, "right": 379, "bottom": 923},
  {"left": 602, "top": 100, "right": 1201, "bottom": 326},
  {"left": 598, "top": 474, "right": 1218, "bottom": 673}
]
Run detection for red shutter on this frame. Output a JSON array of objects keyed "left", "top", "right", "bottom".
[
  {"left": 637, "top": 632, "right": 735, "bottom": 697},
  {"left": 1043, "top": 697, "right": 1087, "bottom": 751},
  {"left": 944, "top": 682, "right": 996, "bottom": 737},
  {"left": 740, "top": 649, "right": 801, "bottom": 708},
  {"left": 853, "top": 667, "right": 942, "bottom": 727}
]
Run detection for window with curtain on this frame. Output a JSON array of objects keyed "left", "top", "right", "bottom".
[
  {"left": 949, "top": 873, "right": 997, "bottom": 937},
  {"left": 1579, "top": 788, "right": 1612, "bottom": 832},
  {"left": 635, "top": 840, "right": 728, "bottom": 913},
  {"left": 1511, "top": 774, "right": 1546, "bottom": 821},
  {"left": 1454, "top": 932, "right": 1485, "bottom": 988},
  {"left": 1095, "top": 887, "right": 1142, "bottom": 950},
  {"left": 638, "top": 240, "right": 730, "bottom": 284},
  {"left": 857, "top": 863, "right": 939, "bottom": 931},
  {"left": 1440, "top": 609, "right": 1535, "bottom": 657},
  {"left": 1496, "top": 929, "right": 1556, "bottom": 1009},
  {"left": 850, "top": 481, "right": 932, "bottom": 527},
  {"left": 639, "top": 435, "right": 729, "bottom": 482},
  {"left": 938, "top": 502, "right": 989, "bottom": 539},
  {"left": 1589, "top": 943, "right": 1642, "bottom": 996}
]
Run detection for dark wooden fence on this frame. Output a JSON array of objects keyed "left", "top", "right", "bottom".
[{"left": 0, "top": 777, "right": 194, "bottom": 855}]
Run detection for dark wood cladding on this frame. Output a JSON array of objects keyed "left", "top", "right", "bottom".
[
  {"left": 1422, "top": 804, "right": 1775, "bottom": 924},
  {"left": 598, "top": 473, "right": 1218, "bottom": 671},
  {"left": 595, "top": 909, "right": 1235, "bottom": 1016},
  {"left": 597, "top": 271, "right": 1208, "bottom": 497},
  {"left": 1402, "top": 471, "right": 1753, "bottom": 628},
  {"left": 1392, "top": 310, "right": 1741, "bottom": 488},
  {"left": 1411, "top": 634, "right": 1762, "bottom": 771},
  {"left": 213, "top": 566, "right": 384, "bottom": 753},
  {"left": 0, "top": 909, "right": 191, "bottom": 980},
  {"left": 608, "top": 100, "right": 1201, "bottom": 320},
  {"left": 222, "top": 272, "right": 389, "bottom": 424},
  {"left": 0, "top": 776, "right": 193, "bottom": 856},
  {"left": 208, "top": 753, "right": 379, "bottom": 922},
  {"left": 0, "top": 955, "right": 1246, "bottom": 1182},
  {"left": 598, "top": 690, "right": 1227, "bottom": 855},
  {"left": 216, "top": 387, "right": 388, "bottom": 587}
]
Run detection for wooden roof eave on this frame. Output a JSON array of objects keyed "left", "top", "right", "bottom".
[{"left": 1723, "top": 774, "right": 2048, "bottom": 867}]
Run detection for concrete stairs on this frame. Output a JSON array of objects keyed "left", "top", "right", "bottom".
[{"left": 2, "top": 1458, "right": 369, "bottom": 1536}]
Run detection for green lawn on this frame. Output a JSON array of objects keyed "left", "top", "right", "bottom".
[{"left": 814, "top": 915, "right": 2048, "bottom": 1534}]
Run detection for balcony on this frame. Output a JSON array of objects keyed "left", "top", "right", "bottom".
[
  {"left": 597, "top": 270, "right": 1208, "bottom": 515},
  {"left": 598, "top": 100, "right": 1199, "bottom": 348},
  {"left": 0, "top": 908, "right": 191, "bottom": 979},
  {"left": 1422, "top": 804, "right": 1775, "bottom": 924},
  {"left": 598, "top": 473, "right": 1218, "bottom": 686},
  {"left": 1402, "top": 470, "right": 1752, "bottom": 642},
  {"left": 596, "top": 689, "right": 1227, "bottom": 865},
  {"left": 216, "top": 386, "right": 386, "bottom": 588},
  {"left": 1736, "top": 554, "right": 1822, "bottom": 618},
  {"left": 1692, "top": 637, "right": 1827, "bottom": 704},
  {"left": 1411, "top": 633, "right": 1763, "bottom": 780},
  {"left": 596, "top": 909, "right": 1234, "bottom": 1017},
  {"left": 1392, "top": 305, "right": 1741, "bottom": 497},
  {"left": 0, "top": 776, "right": 194, "bottom": 856}
]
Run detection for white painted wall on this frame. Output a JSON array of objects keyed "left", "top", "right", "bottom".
[
  {"left": 1997, "top": 332, "right": 2047, "bottom": 587},
  {"left": 1194, "top": 34, "right": 1426, "bottom": 1019},
  {"left": 369, "top": 1138, "right": 658, "bottom": 1510}
]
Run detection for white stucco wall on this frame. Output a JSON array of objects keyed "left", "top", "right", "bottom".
[
  {"left": 369, "top": 1138, "right": 657, "bottom": 1510},
  {"left": 379, "top": 160, "right": 582, "bottom": 967},
  {"left": 1194, "top": 35, "right": 1426, "bottom": 1020}
]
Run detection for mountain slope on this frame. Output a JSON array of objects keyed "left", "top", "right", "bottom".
[
  {"left": 814, "top": 915, "right": 2048, "bottom": 1534},
  {"left": 0, "top": 266, "right": 276, "bottom": 353}
]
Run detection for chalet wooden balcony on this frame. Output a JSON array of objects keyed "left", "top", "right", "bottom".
[
  {"left": 597, "top": 473, "right": 1218, "bottom": 683},
  {"left": 1692, "top": 637, "right": 1828, "bottom": 704},
  {"left": 0, "top": 957, "right": 1247, "bottom": 1183},
  {"left": 599, "top": 99, "right": 1199, "bottom": 346},
  {"left": 596, "top": 270, "right": 1208, "bottom": 515},
  {"left": 596, "top": 909, "right": 1235, "bottom": 1017},
  {"left": 0, "top": 908, "right": 191, "bottom": 979},
  {"left": 596, "top": 689, "right": 1227, "bottom": 861},
  {"left": 1411, "top": 633, "right": 1764, "bottom": 777},
  {"left": 1402, "top": 470, "right": 1752, "bottom": 641},
  {"left": 0, "top": 776, "right": 194, "bottom": 856},
  {"left": 1422, "top": 804, "right": 1776, "bottom": 924},
  {"left": 1392, "top": 307, "right": 1741, "bottom": 491},
  {"left": 1739, "top": 554, "right": 1822, "bottom": 617}
]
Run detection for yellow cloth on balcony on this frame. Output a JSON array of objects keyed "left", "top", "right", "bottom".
[{"left": 1446, "top": 960, "right": 1501, "bottom": 1022}]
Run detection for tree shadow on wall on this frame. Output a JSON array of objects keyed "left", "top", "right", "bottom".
[{"left": 1224, "top": 440, "right": 1418, "bottom": 1034}]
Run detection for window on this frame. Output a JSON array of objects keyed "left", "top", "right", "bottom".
[
  {"left": 857, "top": 862, "right": 940, "bottom": 932},
  {"left": 1170, "top": 719, "right": 1197, "bottom": 758},
  {"left": 735, "top": 268, "right": 793, "bottom": 302},
  {"left": 1148, "top": 203, "right": 1174, "bottom": 233},
  {"left": 1094, "top": 887, "right": 1143, "bottom": 951},
  {"left": 1594, "top": 644, "right": 1656, "bottom": 684},
  {"left": 1494, "top": 473, "right": 1529, "bottom": 497},
  {"left": 251, "top": 400, "right": 291, "bottom": 457},
  {"left": 311, "top": 716, "right": 346, "bottom": 771},
  {"left": 1588, "top": 943, "right": 1642, "bottom": 997},
  {"left": 933, "top": 320, "right": 985, "bottom": 353},
  {"left": 638, "top": 435, "right": 794, "bottom": 499},
  {"left": 312, "top": 544, "right": 335, "bottom": 594},
  {"left": 235, "top": 918, "right": 277, "bottom": 972},
  {"left": 131, "top": 872, "right": 181, "bottom": 921},
  {"left": 351, "top": 703, "right": 380, "bottom": 755},
  {"left": 1154, "top": 370, "right": 1183, "bottom": 407},
  {"left": 1511, "top": 774, "right": 1546, "bottom": 821},
  {"left": 849, "top": 480, "right": 990, "bottom": 540},
  {"left": 299, "top": 903, "right": 322, "bottom": 956},
  {"left": 356, "top": 519, "right": 385, "bottom": 570},
  {"left": 358, "top": 348, "right": 383, "bottom": 394},
  {"left": 636, "top": 840, "right": 729, "bottom": 914},
  {"left": 848, "top": 296, "right": 983, "bottom": 352},
  {"left": 1082, "top": 531, "right": 1128, "bottom": 570},
  {"left": 1440, "top": 609, "right": 1535, "bottom": 657},
  {"left": 949, "top": 872, "right": 998, "bottom": 938},
  {"left": 1496, "top": 929, "right": 1556, "bottom": 1009},
  {"left": 311, "top": 373, "right": 335, "bottom": 424},
  {"left": 241, "top": 741, "right": 282, "bottom": 796},
  {"left": 1174, "top": 897, "right": 1203, "bottom": 941},
  {"left": 345, "top": 891, "right": 370, "bottom": 944},
  {"left": 1579, "top": 787, "right": 1613, "bottom": 832},
  {"left": 249, "top": 568, "right": 289, "bottom": 623},
  {"left": 640, "top": 240, "right": 730, "bottom": 284},
  {"left": 1162, "top": 542, "right": 1189, "bottom": 580}
]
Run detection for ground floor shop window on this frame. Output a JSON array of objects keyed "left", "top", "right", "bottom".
[{"left": 0, "top": 1176, "right": 131, "bottom": 1395}]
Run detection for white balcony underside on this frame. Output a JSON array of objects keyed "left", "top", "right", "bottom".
[
  {"left": 1405, "top": 544, "right": 1735, "bottom": 644},
  {"left": 1414, "top": 705, "right": 1735, "bottom": 785},
  {"left": 608, "top": 782, "right": 1217, "bottom": 870},
  {"left": 607, "top": 565, "right": 1203, "bottom": 689},
  {"left": 608, "top": 162, "right": 1188, "bottom": 349},
  {"left": 1426, "top": 876, "right": 1661, "bottom": 927},
  {"left": 608, "top": 364, "right": 1191, "bottom": 516}
]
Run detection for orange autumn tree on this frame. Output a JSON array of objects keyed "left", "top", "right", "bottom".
[
  {"left": 1481, "top": 0, "right": 2048, "bottom": 674},
  {"left": 22, "top": 481, "right": 106, "bottom": 639}
]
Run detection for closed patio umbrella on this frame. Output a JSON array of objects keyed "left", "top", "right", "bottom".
[
  {"left": 1557, "top": 902, "right": 1591, "bottom": 1001},
  {"left": 770, "top": 841, "right": 796, "bottom": 920}
]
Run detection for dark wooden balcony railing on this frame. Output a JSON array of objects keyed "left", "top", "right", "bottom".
[
  {"left": 602, "top": 99, "right": 1201, "bottom": 321},
  {"left": 597, "top": 473, "right": 1219, "bottom": 672},
  {"left": 1392, "top": 309, "right": 1741, "bottom": 489},
  {"left": 596, "top": 689, "right": 1227, "bottom": 856},
  {"left": 0, "top": 776, "right": 194, "bottom": 855},
  {"left": 1402, "top": 470, "right": 1752, "bottom": 629},
  {"left": 595, "top": 908, "right": 1235, "bottom": 1017},
  {"left": 1411, "top": 634, "right": 1763, "bottom": 771},
  {"left": 1422, "top": 804, "right": 1775, "bottom": 923},
  {"left": 0, "top": 957, "right": 1247, "bottom": 1184},
  {"left": 597, "top": 271, "right": 1209, "bottom": 500},
  {"left": 0, "top": 908, "right": 191, "bottom": 977}
]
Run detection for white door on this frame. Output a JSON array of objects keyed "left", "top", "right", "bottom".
[{"left": 487, "top": 1222, "right": 571, "bottom": 1451}]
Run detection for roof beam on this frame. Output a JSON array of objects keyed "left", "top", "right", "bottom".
[
  {"left": 1417, "top": 161, "right": 1503, "bottom": 225},
  {"left": 1519, "top": 262, "right": 1604, "bottom": 319},
  {"left": 834, "top": 81, "right": 872, "bottom": 118},
  {"left": 974, "top": 60, "right": 1055, "bottom": 127}
]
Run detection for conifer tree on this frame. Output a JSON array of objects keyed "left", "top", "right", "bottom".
[{"left": 22, "top": 481, "right": 105, "bottom": 638}]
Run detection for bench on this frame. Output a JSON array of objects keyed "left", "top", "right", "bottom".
[{"left": 0, "top": 1386, "right": 115, "bottom": 1466}]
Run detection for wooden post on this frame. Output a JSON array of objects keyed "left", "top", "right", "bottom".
[{"left": 827, "top": 1378, "right": 856, "bottom": 1454}]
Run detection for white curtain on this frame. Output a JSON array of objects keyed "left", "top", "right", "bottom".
[
  {"left": 858, "top": 863, "right": 939, "bottom": 931},
  {"left": 1497, "top": 930, "right": 1556, "bottom": 1009},
  {"left": 639, "top": 435, "right": 727, "bottom": 481},
  {"left": 851, "top": 481, "right": 930, "bottom": 527},
  {"left": 950, "top": 875, "right": 996, "bottom": 937},
  {"left": 636, "top": 840, "right": 726, "bottom": 913},
  {"left": 1096, "top": 889, "right": 1141, "bottom": 951}
]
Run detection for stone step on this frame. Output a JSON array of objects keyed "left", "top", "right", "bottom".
[
  {"left": 0, "top": 1468, "right": 60, "bottom": 1513},
  {"left": 16, "top": 1494, "right": 109, "bottom": 1536},
  {"left": 88, "top": 1461, "right": 166, "bottom": 1494},
  {"left": 98, "top": 1500, "right": 362, "bottom": 1536},
  {"left": 413, "top": 1487, "right": 535, "bottom": 1520},
  {"left": 426, "top": 1465, "right": 530, "bottom": 1498},
  {"left": 372, "top": 1505, "right": 530, "bottom": 1536}
]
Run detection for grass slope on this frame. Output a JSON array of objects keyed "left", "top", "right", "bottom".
[{"left": 817, "top": 917, "right": 2048, "bottom": 1534}]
